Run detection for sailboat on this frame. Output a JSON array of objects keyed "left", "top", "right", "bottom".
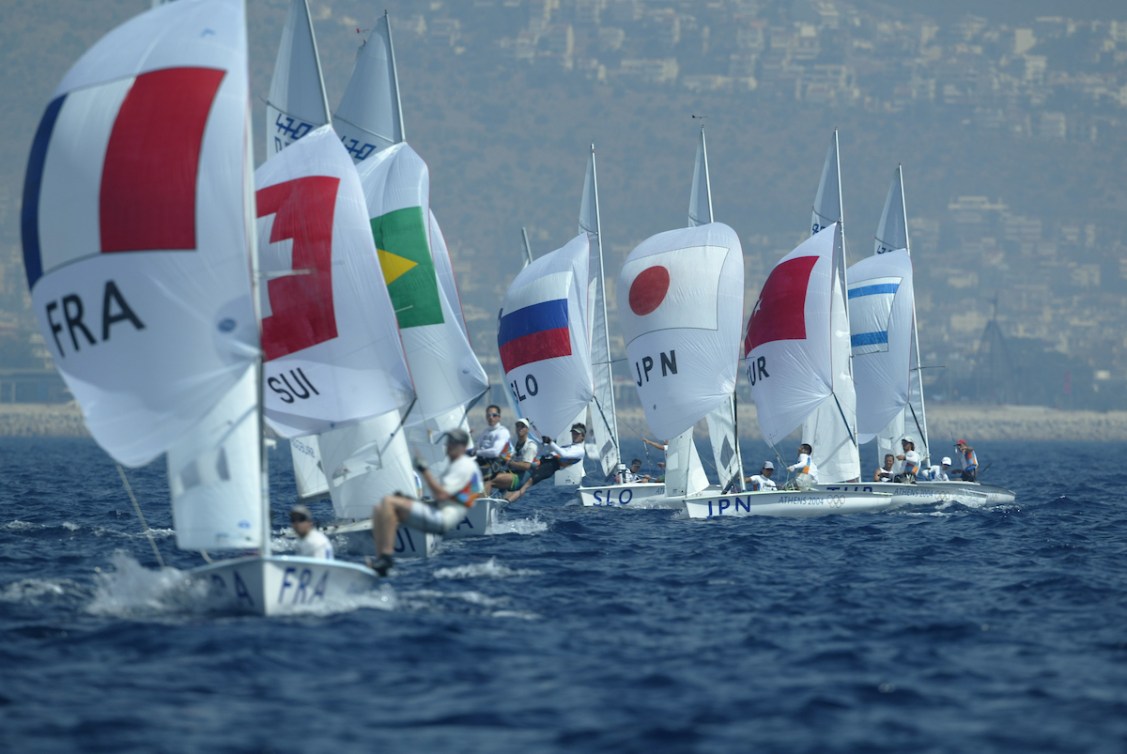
[
  {"left": 21, "top": 0, "right": 383, "bottom": 615},
  {"left": 498, "top": 235, "right": 595, "bottom": 456},
  {"left": 685, "top": 134, "right": 893, "bottom": 518},
  {"left": 843, "top": 168, "right": 1013, "bottom": 505}
]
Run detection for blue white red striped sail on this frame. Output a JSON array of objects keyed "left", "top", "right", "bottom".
[{"left": 498, "top": 295, "right": 571, "bottom": 371}]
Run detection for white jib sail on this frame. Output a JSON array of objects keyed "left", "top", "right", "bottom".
[
  {"left": 848, "top": 250, "right": 915, "bottom": 447},
  {"left": 317, "top": 409, "right": 416, "bottom": 521},
  {"left": 257, "top": 125, "right": 415, "bottom": 438},
  {"left": 579, "top": 146, "right": 620, "bottom": 477},
  {"left": 688, "top": 125, "right": 744, "bottom": 491},
  {"left": 744, "top": 225, "right": 837, "bottom": 445},
  {"left": 619, "top": 223, "right": 744, "bottom": 441},
  {"left": 266, "top": 0, "right": 330, "bottom": 157},
  {"left": 22, "top": 0, "right": 259, "bottom": 470},
  {"left": 290, "top": 435, "right": 329, "bottom": 501},
  {"left": 873, "top": 167, "right": 929, "bottom": 466},
  {"left": 804, "top": 132, "right": 860, "bottom": 482},
  {"left": 356, "top": 142, "right": 489, "bottom": 425},
  {"left": 498, "top": 234, "right": 593, "bottom": 440},
  {"left": 334, "top": 10, "right": 404, "bottom": 161}
]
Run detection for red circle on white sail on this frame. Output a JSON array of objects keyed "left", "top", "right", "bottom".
[{"left": 629, "top": 266, "right": 670, "bottom": 316}]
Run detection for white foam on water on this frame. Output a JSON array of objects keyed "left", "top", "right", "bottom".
[
  {"left": 0, "top": 577, "right": 77, "bottom": 603},
  {"left": 3, "top": 520, "right": 42, "bottom": 531},
  {"left": 433, "top": 557, "right": 540, "bottom": 580},
  {"left": 489, "top": 516, "right": 548, "bottom": 536}
]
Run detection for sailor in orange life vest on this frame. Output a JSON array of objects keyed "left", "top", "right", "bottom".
[
  {"left": 505, "top": 422, "right": 587, "bottom": 502},
  {"left": 787, "top": 443, "right": 819, "bottom": 483},
  {"left": 367, "top": 428, "right": 483, "bottom": 577},
  {"left": 953, "top": 439, "right": 979, "bottom": 481}
]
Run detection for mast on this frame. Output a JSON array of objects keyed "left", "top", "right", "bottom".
[
  {"left": 521, "top": 226, "right": 534, "bottom": 267},
  {"left": 306, "top": 0, "right": 331, "bottom": 127},
  {"left": 900, "top": 165, "right": 929, "bottom": 463},
  {"left": 246, "top": 99, "right": 271, "bottom": 555}
]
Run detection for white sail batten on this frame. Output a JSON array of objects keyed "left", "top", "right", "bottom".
[
  {"left": 356, "top": 142, "right": 489, "bottom": 425},
  {"left": 257, "top": 125, "right": 414, "bottom": 438},
  {"left": 619, "top": 223, "right": 744, "bottom": 441},
  {"left": 688, "top": 126, "right": 744, "bottom": 491},
  {"left": 804, "top": 133, "right": 860, "bottom": 483},
  {"left": 21, "top": 0, "right": 257, "bottom": 470},
  {"left": 334, "top": 11, "right": 404, "bottom": 161},
  {"left": 580, "top": 146, "right": 620, "bottom": 476},
  {"left": 498, "top": 234, "right": 593, "bottom": 440},
  {"left": 266, "top": 0, "right": 330, "bottom": 157}
]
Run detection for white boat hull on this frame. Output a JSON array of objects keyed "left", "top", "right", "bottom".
[
  {"left": 188, "top": 556, "right": 380, "bottom": 616},
  {"left": 917, "top": 480, "right": 1016, "bottom": 504},
  {"left": 683, "top": 488, "right": 896, "bottom": 519},
  {"left": 321, "top": 499, "right": 498, "bottom": 558},
  {"left": 578, "top": 482, "right": 667, "bottom": 507},
  {"left": 816, "top": 482, "right": 990, "bottom": 506}
]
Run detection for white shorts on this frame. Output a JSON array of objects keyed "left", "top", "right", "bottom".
[{"left": 404, "top": 501, "right": 468, "bottom": 534}]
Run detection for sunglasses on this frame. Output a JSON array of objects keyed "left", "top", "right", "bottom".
[{"left": 488, "top": 412, "right": 500, "bottom": 417}]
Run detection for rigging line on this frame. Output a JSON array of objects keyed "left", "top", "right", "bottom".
[
  {"left": 831, "top": 392, "right": 858, "bottom": 446},
  {"left": 906, "top": 402, "right": 928, "bottom": 459},
  {"left": 590, "top": 395, "right": 619, "bottom": 454},
  {"left": 115, "top": 463, "right": 165, "bottom": 569},
  {"left": 385, "top": 397, "right": 417, "bottom": 446}
]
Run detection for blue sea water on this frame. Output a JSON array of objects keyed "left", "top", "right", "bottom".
[{"left": 1, "top": 436, "right": 1125, "bottom": 753}]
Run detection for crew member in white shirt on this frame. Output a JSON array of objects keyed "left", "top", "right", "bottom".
[
  {"left": 787, "top": 443, "right": 819, "bottom": 484},
  {"left": 489, "top": 418, "right": 539, "bottom": 495},
  {"left": 368, "top": 429, "right": 483, "bottom": 576},
  {"left": 745, "top": 461, "right": 777, "bottom": 491},
  {"left": 290, "top": 505, "right": 333, "bottom": 560},
  {"left": 472, "top": 404, "right": 511, "bottom": 487},
  {"left": 895, "top": 438, "right": 921, "bottom": 482},
  {"left": 924, "top": 456, "right": 953, "bottom": 481},
  {"left": 505, "top": 422, "right": 587, "bottom": 502}
]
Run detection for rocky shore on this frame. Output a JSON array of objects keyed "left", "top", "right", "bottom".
[{"left": 1, "top": 402, "right": 1123, "bottom": 442}]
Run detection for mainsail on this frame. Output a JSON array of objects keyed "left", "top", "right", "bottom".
[
  {"left": 804, "top": 132, "right": 860, "bottom": 482},
  {"left": 334, "top": 10, "right": 404, "bottom": 161},
  {"left": 578, "top": 145, "right": 620, "bottom": 477},
  {"left": 498, "top": 234, "right": 593, "bottom": 439},
  {"left": 265, "top": 0, "right": 330, "bottom": 157},
  {"left": 21, "top": 0, "right": 262, "bottom": 550}
]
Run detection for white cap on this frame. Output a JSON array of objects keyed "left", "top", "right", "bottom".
[
  {"left": 762, "top": 461, "right": 774, "bottom": 470},
  {"left": 941, "top": 456, "right": 952, "bottom": 465},
  {"left": 515, "top": 417, "right": 530, "bottom": 428}
]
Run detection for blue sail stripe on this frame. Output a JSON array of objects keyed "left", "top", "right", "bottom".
[
  {"left": 848, "top": 283, "right": 899, "bottom": 299},
  {"left": 498, "top": 299, "right": 569, "bottom": 346},
  {"left": 851, "top": 331, "right": 889, "bottom": 348},
  {"left": 21, "top": 94, "right": 66, "bottom": 289}
]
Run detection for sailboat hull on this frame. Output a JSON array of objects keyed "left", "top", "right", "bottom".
[
  {"left": 816, "top": 482, "right": 990, "bottom": 506},
  {"left": 188, "top": 556, "right": 380, "bottom": 616},
  {"left": 683, "top": 489, "right": 897, "bottom": 519},
  {"left": 578, "top": 482, "right": 668, "bottom": 507},
  {"left": 320, "top": 499, "right": 498, "bottom": 558}
]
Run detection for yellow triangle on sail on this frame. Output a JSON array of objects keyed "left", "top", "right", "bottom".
[{"left": 378, "top": 248, "right": 418, "bottom": 285}]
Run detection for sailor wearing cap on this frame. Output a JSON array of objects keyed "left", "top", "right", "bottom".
[
  {"left": 488, "top": 418, "right": 539, "bottom": 495},
  {"left": 744, "top": 461, "right": 777, "bottom": 491},
  {"left": 290, "top": 505, "right": 334, "bottom": 560},
  {"left": 505, "top": 422, "right": 587, "bottom": 502},
  {"left": 368, "top": 428, "right": 484, "bottom": 576}
]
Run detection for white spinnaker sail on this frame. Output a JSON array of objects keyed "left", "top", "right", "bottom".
[
  {"left": 357, "top": 142, "right": 489, "bottom": 425},
  {"left": 317, "top": 409, "right": 416, "bottom": 520},
  {"left": 873, "top": 167, "right": 929, "bottom": 466},
  {"left": 21, "top": 0, "right": 262, "bottom": 548},
  {"left": 498, "top": 234, "right": 593, "bottom": 439},
  {"left": 805, "top": 132, "right": 860, "bottom": 482},
  {"left": 848, "top": 250, "right": 915, "bottom": 445},
  {"left": 688, "top": 126, "right": 744, "bottom": 491},
  {"left": 334, "top": 10, "right": 404, "bottom": 161},
  {"left": 619, "top": 224, "right": 744, "bottom": 441},
  {"left": 744, "top": 225, "right": 837, "bottom": 445},
  {"left": 579, "top": 146, "right": 620, "bottom": 476},
  {"left": 22, "top": 0, "right": 257, "bottom": 468},
  {"left": 430, "top": 210, "right": 469, "bottom": 339},
  {"left": 266, "top": 0, "right": 330, "bottom": 157},
  {"left": 257, "top": 125, "right": 414, "bottom": 438}
]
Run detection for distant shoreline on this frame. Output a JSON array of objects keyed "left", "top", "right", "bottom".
[{"left": 1, "top": 402, "right": 1123, "bottom": 442}]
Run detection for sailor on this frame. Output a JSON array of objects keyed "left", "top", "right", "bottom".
[
  {"left": 471, "top": 404, "right": 511, "bottom": 489},
  {"left": 367, "top": 428, "right": 483, "bottom": 576},
  {"left": 290, "top": 505, "right": 333, "bottom": 560},
  {"left": 924, "top": 456, "right": 953, "bottom": 481},
  {"left": 787, "top": 443, "right": 819, "bottom": 484},
  {"left": 489, "top": 418, "right": 539, "bottom": 496},
  {"left": 895, "top": 438, "right": 921, "bottom": 482},
  {"left": 505, "top": 422, "right": 587, "bottom": 502},
  {"left": 623, "top": 458, "right": 649, "bottom": 483},
  {"left": 874, "top": 453, "right": 895, "bottom": 482},
  {"left": 745, "top": 461, "right": 777, "bottom": 491},
  {"left": 954, "top": 439, "right": 979, "bottom": 481}
]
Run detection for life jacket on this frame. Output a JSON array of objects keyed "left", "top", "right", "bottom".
[
  {"left": 963, "top": 448, "right": 978, "bottom": 470},
  {"left": 450, "top": 468, "right": 485, "bottom": 508}
]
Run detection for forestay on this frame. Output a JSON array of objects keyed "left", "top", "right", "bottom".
[
  {"left": 334, "top": 10, "right": 404, "bottom": 161},
  {"left": 21, "top": 0, "right": 263, "bottom": 549},
  {"left": 265, "top": 0, "right": 329, "bottom": 157},
  {"left": 498, "top": 234, "right": 593, "bottom": 439},
  {"left": 619, "top": 224, "right": 744, "bottom": 441},
  {"left": 257, "top": 125, "right": 414, "bottom": 438},
  {"left": 356, "top": 142, "right": 489, "bottom": 425}
]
